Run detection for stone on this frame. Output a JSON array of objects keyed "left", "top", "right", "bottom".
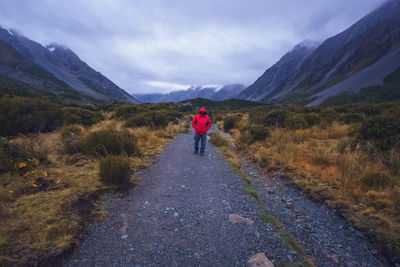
[
  {"left": 228, "top": 214, "right": 254, "bottom": 225},
  {"left": 247, "top": 252, "right": 275, "bottom": 267}
]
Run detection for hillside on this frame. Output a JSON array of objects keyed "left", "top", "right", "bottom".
[
  {"left": 0, "top": 26, "right": 138, "bottom": 104},
  {"left": 239, "top": 0, "right": 400, "bottom": 105}
]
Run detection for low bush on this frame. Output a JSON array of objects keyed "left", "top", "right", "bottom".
[
  {"left": 264, "top": 109, "right": 289, "bottom": 127},
  {"left": 284, "top": 113, "right": 309, "bottom": 129},
  {"left": 360, "top": 115, "right": 400, "bottom": 151},
  {"left": 80, "top": 130, "right": 140, "bottom": 157},
  {"left": 303, "top": 112, "right": 320, "bottom": 126},
  {"left": 248, "top": 125, "right": 269, "bottom": 142},
  {"left": 126, "top": 111, "right": 178, "bottom": 128},
  {"left": 60, "top": 125, "right": 82, "bottom": 154},
  {"left": 209, "top": 133, "right": 229, "bottom": 147},
  {"left": 341, "top": 113, "right": 363, "bottom": 123},
  {"left": 223, "top": 116, "right": 238, "bottom": 132},
  {"left": 60, "top": 125, "right": 82, "bottom": 140},
  {"left": 0, "top": 139, "right": 47, "bottom": 172},
  {"left": 62, "top": 106, "right": 104, "bottom": 126},
  {"left": 99, "top": 155, "right": 133, "bottom": 184},
  {"left": 113, "top": 104, "right": 140, "bottom": 118},
  {"left": 319, "top": 107, "right": 338, "bottom": 124},
  {"left": 361, "top": 172, "right": 394, "bottom": 190},
  {"left": 0, "top": 96, "right": 62, "bottom": 136}
]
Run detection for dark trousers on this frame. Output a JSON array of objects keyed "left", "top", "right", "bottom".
[{"left": 194, "top": 134, "right": 207, "bottom": 154}]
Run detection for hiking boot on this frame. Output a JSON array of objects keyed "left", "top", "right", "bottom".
[
  {"left": 194, "top": 150, "right": 198, "bottom": 154},
  {"left": 200, "top": 153, "right": 204, "bottom": 156}
]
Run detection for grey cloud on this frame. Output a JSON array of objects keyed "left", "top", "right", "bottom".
[{"left": 0, "top": 0, "right": 384, "bottom": 94}]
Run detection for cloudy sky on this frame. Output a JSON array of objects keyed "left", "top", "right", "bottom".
[{"left": 0, "top": 0, "right": 384, "bottom": 94}]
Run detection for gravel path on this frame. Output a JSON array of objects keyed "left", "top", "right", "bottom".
[{"left": 65, "top": 128, "right": 383, "bottom": 266}]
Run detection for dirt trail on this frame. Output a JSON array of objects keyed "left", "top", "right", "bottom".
[{"left": 65, "top": 128, "right": 381, "bottom": 266}]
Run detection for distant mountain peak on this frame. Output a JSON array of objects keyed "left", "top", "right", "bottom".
[{"left": 133, "top": 83, "right": 245, "bottom": 103}]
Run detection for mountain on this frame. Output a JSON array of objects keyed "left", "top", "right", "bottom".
[
  {"left": 210, "top": 84, "right": 246, "bottom": 101},
  {"left": 134, "top": 84, "right": 245, "bottom": 103},
  {"left": 238, "top": 41, "right": 318, "bottom": 102},
  {"left": 0, "top": 26, "right": 139, "bottom": 104},
  {"left": 239, "top": 0, "right": 400, "bottom": 105}
]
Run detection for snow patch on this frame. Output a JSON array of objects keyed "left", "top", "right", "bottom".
[
  {"left": 7, "top": 29, "right": 14, "bottom": 36},
  {"left": 48, "top": 47, "right": 56, "bottom": 52}
]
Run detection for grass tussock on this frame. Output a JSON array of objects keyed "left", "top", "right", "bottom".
[
  {"left": 99, "top": 155, "right": 133, "bottom": 184},
  {"left": 79, "top": 129, "right": 140, "bottom": 157}
]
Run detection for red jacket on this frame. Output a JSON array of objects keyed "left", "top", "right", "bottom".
[{"left": 192, "top": 114, "right": 211, "bottom": 134}]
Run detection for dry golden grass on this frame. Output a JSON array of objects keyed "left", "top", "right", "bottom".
[
  {"left": 231, "top": 121, "right": 400, "bottom": 255},
  {"left": 0, "top": 117, "right": 189, "bottom": 264}
]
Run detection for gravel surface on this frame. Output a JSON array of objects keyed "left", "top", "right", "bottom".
[
  {"left": 242, "top": 164, "right": 385, "bottom": 266},
  {"left": 65, "top": 128, "right": 384, "bottom": 266},
  {"left": 65, "top": 130, "right": 295, "bottom": 266}
]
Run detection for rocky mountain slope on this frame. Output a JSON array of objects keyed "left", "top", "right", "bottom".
[
  {"left": 0, "top": 26, "right": 138, "bottom": 104},
  {"left": 239, "top": 0, "right": 400, "bottom": 105},
  {"left": 134, "top": 84, "right": 245, "bottom": 103}
]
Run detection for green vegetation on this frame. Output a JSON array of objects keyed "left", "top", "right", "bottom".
[
  {"left": 0, "top": 96, "right": 105, "bottom": 137},
  {"left": 79, "top": 129, "right": 140, "bottom": 157},
  {"left": 0, "top": 96, "right": 62, "bottom": 136},
  {"left": 99, "top": 155, "right": 133, "bottom": 184},
  {"left": 0, "top": 139, "right": 47, "bottom": 173},
  {"left": 62, "top": 106, "right": 104, "bottom": 126}
]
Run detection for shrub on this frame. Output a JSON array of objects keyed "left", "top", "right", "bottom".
[
  {"left": 357, "top": 104, "right": 380, "bottom": 116},
  {"left": 264, "top": 109, "right": 289, "bottom": 127},
  {"left": 284, "top": 113, "right": 308, "bottom": 129},
  {"left": 126, "top": 111, "right": 176, "bottom": 128},
  {"left": 361, "top": 172, "right": 393, "bottom": 190},
  {"left": 60, "top": 125, "right": 82, "bottom": 140},
  {"left": 209, "top": 133, "right": 229, "bottom": 147},
  {"left": 248, "top": 125, "right": 269, "bottom": 142},
  {"left": 62, "top": 107, "right": 104, "bottom": 126},
  {"left": 248, "top": 107, "right": 270, "bottom": 125},
  {"left": 341, "top": 113, "right": 363, "bottom": 123},
  {"left": 223, "top": 116, "right": 237, "bottom": 132},
  {"left": 80, "top": 130, "right": 140, "bottom": 157},
  {"left": 99, "top": 155, "right": 133, "bottom": 184},
  {"left": 60, "top": 125, "right": 82, "bottom": 154},
  {"left": 113, "top": 104, "right": 139, "bottom": 118},
  {"left": 360, "top": 115, "right": 400, "bottom": 150},
  {"left": 337, "top": 137, "right": 353, "bottom": 154},
  {"left": 0, "top": 139, "right": 47, "bottom": 172},
  {"left": 304, "top": 112, "right": 321, "bottom": 126},
  {"left": 319, "top": 107, "right": 338, "bottom": 123},
  {"left": 0, "top": 97, "right": 62, "bottom": 136}
]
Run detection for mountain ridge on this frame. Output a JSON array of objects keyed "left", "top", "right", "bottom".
[
  {"left": 134, "top": 84, "right": 245, "bottom": 103},
  {"left": 0, "top": 26, "right": 138, "bottom": 104},
  {"left": 239, "top": 0, "right": 400, "bottom": 105}
]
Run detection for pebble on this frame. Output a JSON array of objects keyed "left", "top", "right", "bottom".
[
  {"left": 173, "top": 212, "right": 179, "bottom": 217},
  {"left": 121, "top": 235, "right": 128, "bottom": 239}
]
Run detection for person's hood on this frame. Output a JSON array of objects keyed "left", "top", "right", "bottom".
[{"left": 199, "top": 108, "right": 207, "bottom": 113}]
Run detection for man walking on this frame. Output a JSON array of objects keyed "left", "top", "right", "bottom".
[{"left": 192, "top": 108, "right": 212, "bottom": 156}]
